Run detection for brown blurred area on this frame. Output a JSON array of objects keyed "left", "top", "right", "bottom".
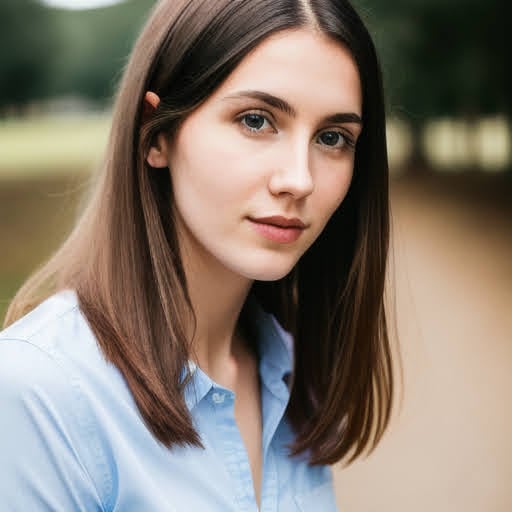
[{"left": 334, "top": 173, "right": 512, "bottom": 511}]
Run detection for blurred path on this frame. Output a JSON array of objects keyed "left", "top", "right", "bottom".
[{"left": 334, "top": 174, "right": 512, "bottom": 512}]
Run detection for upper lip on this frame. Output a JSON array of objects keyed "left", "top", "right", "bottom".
[{"left": 250, "top": 215, "right": 306, "bottom": 229}]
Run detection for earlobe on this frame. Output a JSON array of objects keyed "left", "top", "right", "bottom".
[{"left": 146, "top": 133, "right": 169, "bottom": 168}]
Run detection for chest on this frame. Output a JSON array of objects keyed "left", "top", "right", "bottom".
[
  {"left": 90, "top": 346, "right": 337, "bottom": 510},
  {"left": 105, "top": 406, "right": 337, "bottom": 512}
]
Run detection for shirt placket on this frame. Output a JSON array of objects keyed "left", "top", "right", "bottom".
[
  {"left": 211, "top": 387, "right": 259, "bottom": 512},
  {"left": 258, "top": 369, "right": 290, "bottom": 512}
]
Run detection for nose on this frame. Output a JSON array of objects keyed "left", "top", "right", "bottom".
[{"left": 267, "top": 139, "right": 314, "bottom": 199}]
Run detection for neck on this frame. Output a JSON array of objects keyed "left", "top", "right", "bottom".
[{"left": 179, "top": 228, "right": 254, "bottom": 380}]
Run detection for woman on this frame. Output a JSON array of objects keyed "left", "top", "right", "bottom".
[{"left": 0, "top": 0, "right": 393, "bottom": 510}]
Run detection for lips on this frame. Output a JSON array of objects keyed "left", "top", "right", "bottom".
[
  {"left": 248, "top": 215, "right": 307, "bottom": 244},
  {"left": 250, "top": 215, "right": 306, "bottom": 229}
]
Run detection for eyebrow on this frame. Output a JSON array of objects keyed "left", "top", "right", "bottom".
[{"left": 223, "top": 90, "right": 363, "bottom": 125}]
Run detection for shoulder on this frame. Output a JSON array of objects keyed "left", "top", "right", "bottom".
[
  {"left": 0, "top": 291, "right": 114, "bottom": 509},
  {"left": 1, "top": 289, "right": 90, "bottom": 352},
  {"left": 0, "top": 290, "right": 111, "bottom": 403},
  {"left": 0, "top": 289, "right": 130, "bottom": 438},
  {"left": 0, "top": 290, "right": 119, "bottom": 389},
  {"left": 0, "top": 290, "right": 88, "bottom": 405}
]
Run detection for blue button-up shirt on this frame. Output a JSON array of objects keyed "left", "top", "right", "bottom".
[{"left": 0, "top": 291, "right": 338, "bottom": 511}]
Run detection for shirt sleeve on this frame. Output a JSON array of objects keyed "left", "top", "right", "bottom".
[{"left": 0, "top": 339, "right": 106, "bottom": 511}]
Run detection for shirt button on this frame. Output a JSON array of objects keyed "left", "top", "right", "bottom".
[{"left": 212, "top": 392, "right": 225, "bottom": 404}]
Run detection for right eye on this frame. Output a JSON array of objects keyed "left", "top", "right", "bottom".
[{"left": 237, "top": 112, "right": 274, "bottom": 134}]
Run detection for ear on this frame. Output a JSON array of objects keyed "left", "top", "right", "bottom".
[
  {"left": 146, "top": 133, "right": 171, "bottom": 168},
  {"left": 143, "top": 91, "right": 169, "bottom": 168}
]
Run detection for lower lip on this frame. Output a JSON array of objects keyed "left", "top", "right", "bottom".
[{"left": 249, "top": 220, "right": 304, "bottom": 244}]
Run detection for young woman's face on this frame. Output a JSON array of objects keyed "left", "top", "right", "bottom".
[{"left": 164, "top": 28, "right": 362, "bottom": 281}]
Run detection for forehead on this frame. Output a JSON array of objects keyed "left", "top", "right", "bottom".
[{"left": 211, "top": 28, "right": 362, "bottom": 115}]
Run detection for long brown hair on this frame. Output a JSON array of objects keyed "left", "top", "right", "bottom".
[{"left": 5, "top": 0, "right": 393, "bottom": 465}]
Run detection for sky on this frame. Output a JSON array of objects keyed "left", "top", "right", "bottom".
[{"left": 40, "top": 0, "right": 125, "bottom": 10}]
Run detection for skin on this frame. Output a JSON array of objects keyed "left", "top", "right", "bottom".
[{"left": 146, "top": 28, "right": 362, "bottom": 507}]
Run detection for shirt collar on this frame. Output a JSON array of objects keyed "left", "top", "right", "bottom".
[
  {"left": 183, "top": 362, "right": 213, "bottom": 411},
  {"left": 183, "top": 297, "right": 293, "bottom": 411}
]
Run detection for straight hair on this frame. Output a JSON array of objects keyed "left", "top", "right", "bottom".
[{"left": 5, "top": 0, "right": 393, "bottom": 465}]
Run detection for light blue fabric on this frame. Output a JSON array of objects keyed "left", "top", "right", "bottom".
[{"left": 0, "top": 290, "right": 338, "bottom": 511}]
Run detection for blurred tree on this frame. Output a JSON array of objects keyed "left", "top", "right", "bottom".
[
  {"left": 1, "top": 0, "right": 509, "bottom": 172},
  {"left": 381, "top": 0, "right": 507, "bottom": 115},
  {"left": 356, "top": 0, "right": 509, "bottom": 170},
  {"left": 49, "top": 0, "right": 156, "bottom": 102},
  {"left": 0, "top": 0, "right": 60, "bottom": 113},
  {"left": 0, "top": 0, "right": 156, "bottom": 112}
]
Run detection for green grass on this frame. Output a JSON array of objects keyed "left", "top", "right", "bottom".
[
  {"left": 0, "top": 114, "right": 107, "bottom": 323},
  {"left": 0, "top": 114, "right": 111, "bottom": 179}
]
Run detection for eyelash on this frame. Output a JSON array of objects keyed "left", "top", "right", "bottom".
[{"left": 235, "top": 111, "right": 356, "bottom": 151}]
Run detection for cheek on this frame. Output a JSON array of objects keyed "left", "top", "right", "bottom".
[
  {"left": 170, "top": 125, "right": 255, "bottom": 203},
  {"left": 170, "top": 121, "right": 264, "bottom": 200},
  {"left": 315, "top": 164, "right": 354, "bottom": 221}
]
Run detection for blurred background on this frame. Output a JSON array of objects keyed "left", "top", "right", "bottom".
[{"left": 0, "top": 0, "right": 510, "bottom": 510}]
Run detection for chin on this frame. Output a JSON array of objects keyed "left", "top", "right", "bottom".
[
  {"left": 232, "top": 255, "right": 299, "bottom": 282},
  {"left": 248, "top": 269, "right": 293, "bottom": 282}
]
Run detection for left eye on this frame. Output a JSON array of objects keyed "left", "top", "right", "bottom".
[
  {"left": 317, "top": 131, "right": 350, "bottom": 149},
  {"left": 240, "top": 113, "right": 272, "bottom": 132}
]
